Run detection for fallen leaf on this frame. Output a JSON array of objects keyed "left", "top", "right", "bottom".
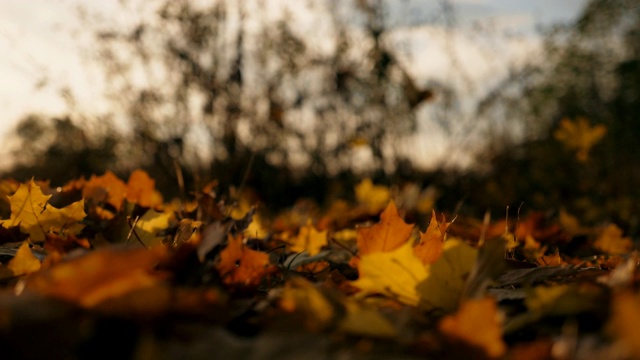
[
  {"left": 126, "top": 170, "right": 163, "bottom": 208},
  {"left": 593, "top": 224, "right": 632, "bottom": 255},
  {"left": 414, "top": 210, "right": 450, "bottom": 264},
  {"left": 439, "top": 297, "right": 506, "bottom": 358},
  {"left": 83, "top": 171, "right": 127, "bottom": 212},
  {"left": 280, "top": 277, "right": 337, "bottom": 331},
  {"left": 355, "top": 178, "right": 390, "bottom": 214},
  {"left": 0, "top": 180, "right": 86, "bottom": 242},
  {"left": 417, "top": 238, "right": 478, "bottom": 311},
  {"left": 356, "top": 201, "right": 414, "bottom": 256},
  {"left": 135, "top": 209, "right": 174, "bottom": 247},
  {"left": 339, "top": 299, "right": 397, "bottom": 338},
  {"left": 216, "top": 235, "right": 273, "bottom": 287},
  {"left": 7, "top": 241, "right": 41, "bottom": 276},
  {"left": 23, "top": 246, "right": 169, "bottom": 307},
  {"left": 351, "top": 241, "right": 428, "bottom": 306},
  {"left": 609, "top": 291, "right": 640, "bottom": 357},
  {"left": 287, "top": 220, "right": 327, "bottom": 256}
]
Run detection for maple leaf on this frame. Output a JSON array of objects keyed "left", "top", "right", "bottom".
[
  {"left": 439, "top": 297, "right": 506, "bottom": 358},
  {"left": 287, "top": 220, "right": 328, "bottom": 256},
  {"left": 0, "top": 180, "right": 86, "bottom": 242},
  {"left": 83, "top": 171, "right": 127, "bottom": 215},
  {"left": 216, "top": 235, "right": 274, "bottom": 287},
  {"left": 357, "top": 201, "right": 414, "bottom": 255},
  {"left": 355, "top": 178, "right": 390, "bottom": 214},
  {"left": 351, "top": 241, "right": 428, "bottom": 306},
  {"left": 23, "top": 246, "right": 169, "bottom": 307},
  {"left": 554, "top": 117, "right": 607, "bottom": 162},
  {"left": 593, "top": 224, "right": 632, "bottom": 255},
  {"left": 126, "top": 169, "right": 163, "bottom": 208},
  {"left": 414, "top": 210, "right": 450, "bottom": 264},
  {"left": 417, "top": 238, "right": 478, "bottom": 311}
]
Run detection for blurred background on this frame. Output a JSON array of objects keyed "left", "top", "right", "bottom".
[{"left": 1, "top": 0, "right": 639, "bottom": 233}]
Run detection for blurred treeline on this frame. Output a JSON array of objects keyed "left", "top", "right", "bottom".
[{"left": 3, "top": 0, "right": 640, "bottom": 233}]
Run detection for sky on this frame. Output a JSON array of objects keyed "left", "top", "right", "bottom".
[{"left": 0, "top": 0, "right": 590, "bottom": 170}]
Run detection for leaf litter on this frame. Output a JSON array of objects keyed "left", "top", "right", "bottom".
[{"left": 0, "top": 173, "right": 637, "bottom": 359}]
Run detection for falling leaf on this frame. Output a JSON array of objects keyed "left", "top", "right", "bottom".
[
  {"left": 6, "top": 241, "right": 41, "bottom": 277},
  {"left": 417, "top": 238, "right": 478, "bottom": 311},
  {"left": 414, "top": 210, "right": 450, "bottom": 264},
  {"left": 126, "top": 170, "right": 163, "bottom": 208},
  {"left": 0, "top": 180, "right": 86, "bottom": 242},
  {"left": 554, "top": 117, "right": 606, "bottom": 162},
  {"left": 439, "top": 297, "right": 506, "bottom": 358},
  {"left": 287, "top": 220, "right": 328, "bottom": 256},
  {"left": 593, "top": 224, "right": 632, "bottom": 255},
  {"left": 355, "top": 178, "right": 390, "bottom": 214},
  {"left": 356, "top": 201, "right": 414, "bottom": 256},
  {"left": 216, "top": 235, "right": 273, "bottom": 287},
  {"left": 23, "top": 246, "right": 169, "bottom": 307},
  {"left": 83, "top": 171, "right": 127, "bottom": 212},
  {"left": 351, "top": 241, "right": 428, "bottom": 306}
]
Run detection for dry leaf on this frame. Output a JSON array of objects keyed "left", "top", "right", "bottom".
[
  {"left": 126, "top": 170, "right": 163, "bottom": 208},
  {"left": 351, "top": 241, "right": 428, "bottom": 306},
  {"left": 0, "top": 180, "right": 86, "bottom": 242},
  {"left": 355, "top": 178, "right": 390, "bottom": 214},
  {"left": 554, "top": 117, "right": 606, "bottom": 162},
  {"left": 356, "top": 201, "right": 413, "bottom": 256},
  {"left": 287, "top": 220, "right": 328, "bottom": 256},
  {"left": 414, "top": 210, "right": 450, "bottom": 264},
  {"left": 439, "top": 297, "right": 506, "bottom": 358},
  {"left": 216, "top": 235, "right": 273, "bottom": 287},
  {"left": 23, "top": 246, "right": 169, "bottom": 307}
]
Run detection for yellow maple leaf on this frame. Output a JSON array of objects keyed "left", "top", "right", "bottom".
[
  {"left": 351, "top": 241, "right": 428, "bottom": 306},
  {"left": 287, "top": 220, "right": 328, "bottom": 256},
  {"left": 414, "top": 210, "right": 450, "bottom": 264},
  {"left": 593, "top": 224, "right": 633, "bottom": 255},
  {"left": 439, "top": 297, "right": 506, "bottom": 358},
  {"left": 0, "top": 180, "right": 86, "bottom": 242},
  {"left": 355, "top": 178, "right": 390, "bottom": 214},
  {"left": 554, "top": 117, "right": 607, "bottom": 162}
]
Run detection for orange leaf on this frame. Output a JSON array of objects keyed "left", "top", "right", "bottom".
[
  {"left": 216, "top": 235, "right": 273, "bottom": 287},
  {"left": 24, "top": 246, "right": 169, "bottom": 307},
  {"left": 414, "top": 210, "right": 449, "bottom": 264},
  {"left": 83, "top": 171, "right": 127, "bottom": 211},
  {"left": 439, "top": 297, "right": 506, "bottom": 358},
  {"left": 356, "top": 201, "right": 414, "bottom": 256},
  {"left": 126, "top": 170, "right": 163, "bottom": 208}
]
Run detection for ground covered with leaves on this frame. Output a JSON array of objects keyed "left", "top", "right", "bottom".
[{"left": 0, "top": 170, "right": 638, "bottom": 359}]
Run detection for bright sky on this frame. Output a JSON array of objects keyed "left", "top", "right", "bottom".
[{"left": 0, "top": 0, "right": 589, "bottom": 169}]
